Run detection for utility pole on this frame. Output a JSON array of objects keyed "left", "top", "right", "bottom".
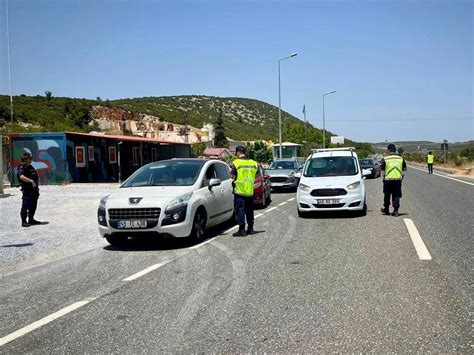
[{"left": 6, "top": 0, "right": 14, "bottom": 129}]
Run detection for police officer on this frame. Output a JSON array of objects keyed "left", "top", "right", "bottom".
[
  {"left": 426, "top": 151, "right": 435, "bottom": 174},
  {"left": 230, "top": 146, "right": 258, "bottom": 237},
  {"left": 17, "top": 152, "right": 41, "bottom": 227},
  {"left": 380, "top": 144, "right": 407, "bottom": 217}
]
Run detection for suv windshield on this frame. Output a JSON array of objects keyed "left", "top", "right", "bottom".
[
  {"left": 269, "top": 161, "right": 297, "bottom": 170},
  {"left": 304, "top": 156, "right": 358, "bottom": 177},
  {"left": 122, "top": 160, "right": 205, "bottom": 187}
]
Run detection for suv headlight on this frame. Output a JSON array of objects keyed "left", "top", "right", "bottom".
[
  {"left": 347, "top": 181, "right": 361, "bottom": 191},
  {"left": 99, "top": 195, "right": 109, "bottom": 208},
  {"left": 165, "top": 192, "right": 193, "bottom": 212},
  {"left": 298, "top": 183, "right": 311, "bottom": 192}
]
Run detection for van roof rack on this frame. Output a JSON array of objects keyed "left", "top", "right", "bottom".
[{"left": 311, "top": 147, "right": 356, "bottom": 153}]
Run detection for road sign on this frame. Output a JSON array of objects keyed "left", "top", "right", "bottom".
[{"left": 330, "top": 136, "right": 344, "bottom": 144}]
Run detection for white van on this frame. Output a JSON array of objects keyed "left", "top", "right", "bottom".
[{"left": 296, "top": 148, "right": 372, "bottom": 217}]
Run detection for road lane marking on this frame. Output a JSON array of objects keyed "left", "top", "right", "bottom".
[
  {"left": 122, "top": 260, "right": 173, "bottom": 281},
  {"left": 264, "top": 206, "right": 278, "bottom": 213},
  {"left": 278, "top": 201, "right": 287, "bottom": 206},
  {"left": 0, "top": 298, "right": 97, "bottom": 347},
  {"left": 403, "top": 218, "right": 432, "bottom": 261},
  {"left": 409, "top": 165, "right": 474, "bottom": 186},
  {"left": 288, "top": 197, "right": 295, "bottom": 201},
  {"left": 255, "top": 213, "right": 263, "bottom": 219}
]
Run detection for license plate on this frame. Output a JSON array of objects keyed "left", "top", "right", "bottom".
[
  {"left": 117, "top": 220, "right": 148, "bottom": 229},
  {"left": 317, "top": 199, "right": 341, "bottom": 205}
]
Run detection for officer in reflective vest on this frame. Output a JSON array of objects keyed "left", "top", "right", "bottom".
[
  {"left": 426, "top": 151, "right": 435, "bottom": 174},
  {"left": 230, "top": 146, "right": 258, "bottom": 237},
  {"left": 380, "top": 143, "right": 407, "bottom": 217}
]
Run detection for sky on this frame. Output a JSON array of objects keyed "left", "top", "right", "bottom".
[{"left": 0, "top": 0, "right": 472, "bottom": 143}]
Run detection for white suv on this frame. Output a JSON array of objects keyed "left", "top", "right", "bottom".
[
  {"left": 98, "top": 159, "right": 234, "bottom": 245},
  {"left": 296, "top": 148, "right": 371, "bottom": 217}
]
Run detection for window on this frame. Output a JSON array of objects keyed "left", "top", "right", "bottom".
[
  {"left": 304, "top": 156, "right": 358, "bottom": 177},
  {"left": 215, "top": 163, "right": 231, "bottom": 181},
  {"left": 132, "top": 147, "right": 140, "bottom": 166},
  {"left": 202, "top": 164, "right": 217, "bottom": 187},
  {"left": 269, "top": 161, "right": 297, "bottom": 170}
]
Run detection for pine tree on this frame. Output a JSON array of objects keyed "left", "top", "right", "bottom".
[{"left": 214, "top": 109, "right": 228, "bottom": 147}]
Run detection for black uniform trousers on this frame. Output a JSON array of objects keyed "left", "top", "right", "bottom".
[
  {"left": 233, "top": 194, "right": 254, "bottom": 231},
  {"left": 21, "top": 190, "right": 39, "bottom": 222},
  {"left": 427, "top": 163, "right": 433, "bottom": 174},
  {"left": 383, "top": 179, "right": 402, "bottom": 210}
]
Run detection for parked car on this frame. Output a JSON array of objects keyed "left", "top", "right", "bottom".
[
  {"left": 297, "top": 148, "right": 372, "bottom": 217},
  {"left": 253, "top": 165, "right": 271, "bottom": 207},
  {"left": 359, "top": 158, "right": 381, "bottom": 178},
  {"left": 266, "top": 159, "right": 303, "bottom": 190},
  {"left": 98, "top": 159, "right": 234, "bottom": 245}
]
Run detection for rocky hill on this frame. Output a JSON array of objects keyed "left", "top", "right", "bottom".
[{"left": 0, "top": 94, "right": 371, "bottom": 150}]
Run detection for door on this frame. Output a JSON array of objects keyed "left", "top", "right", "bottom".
[
  {"left": 215, "top": 162, "right": 234, "bottom": 220},
  {"left": 200, "top": 163, "right": 223, "bottom": 226}
]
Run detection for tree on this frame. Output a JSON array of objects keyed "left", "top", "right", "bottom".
[
  {"left": 96, "top": 97, "right": 102, "bottom": 102},
  {"left": 214, "top": 108, "right": 228, "bottom": 147},
  {"left": 45, "top": 91, "right": 53, "bottom": 101}
]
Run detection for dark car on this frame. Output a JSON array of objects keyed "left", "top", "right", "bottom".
[
  {"left": 359, "top": 158, "right": 381, "bottom": 178},
  {"left": 253, "top": 165, "right": 271, "bottom": 207}
]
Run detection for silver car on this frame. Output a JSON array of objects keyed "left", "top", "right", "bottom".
[{"left": 266, "top": 159, "right": 303, "bottom": 190}]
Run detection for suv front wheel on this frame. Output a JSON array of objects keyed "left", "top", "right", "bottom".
[{"left": 190, "top": 209, "right": 207, "bottom": 243}]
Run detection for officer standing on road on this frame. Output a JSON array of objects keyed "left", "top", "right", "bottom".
[
  {"left": 380, "top": 144, "right": 407, "bottom": 217},
  {"left": 230, "top": 146, "right": 258, "bottom": 237},
  {"left": 426, "top": 151, "right": 435, "bottom": 174},
  {"left": 17, "top": 151, "right": 41, "bottom": 227}
]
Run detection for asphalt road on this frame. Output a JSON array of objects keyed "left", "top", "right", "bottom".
[{"left": 0, "top": 168, "right": 472, "bottom": 353}]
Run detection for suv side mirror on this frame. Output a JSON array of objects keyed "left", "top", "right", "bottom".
[
  {"left": 362, "top": 169, "right": 372, "bottom": 177},
  {"left": 209, "top": 178, "right": 221, "bottom": 189}
]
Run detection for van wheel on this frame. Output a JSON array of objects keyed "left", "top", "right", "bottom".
[
  {"left": 297, "top": 209, "right": 309, "bottom": 218},
  {"left": 357, "top": 201, "right": 367, "bottom": 217},
  {"left": 105, "top": 235, "right": 128, "bottom": 246},
  {"left": 190, "top": 209, "right": 206, "bottom": 243}
]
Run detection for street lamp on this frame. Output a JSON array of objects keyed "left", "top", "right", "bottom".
[
  {"left": 278, "top": 52, "right": 298, "bottom": 159},
  {"left": 322, "top": 90, "right": 336, "bottom": 149}
]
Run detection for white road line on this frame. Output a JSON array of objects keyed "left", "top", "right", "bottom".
[
  {"left": 409, "top": 165, "right": 474, "bottom": 186},
  {"left": 122, "top": 260, "right": 173, "bottom": 281},
  {"left": 255, "top": 213, "right": 263, "bottom": 219},
  {"left": 403, "top": 218, "right": 432, "bottom": 261},
  {"left": 265, "top": 206, "right": 278, "bottom": 213},
  {"left": 278, "top": 201, "right": 287, "bottom": 206},
  {"left": 0, "top": 298, "right": 97, "bottom": 347},
  {"left": 288, "top": 197, "right": 295, "bottom": 201}
]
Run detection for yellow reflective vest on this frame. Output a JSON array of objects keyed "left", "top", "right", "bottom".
[
  {"left": 384, "top": 155, "right": 404, "bottom": 180},
  {"left": 233, "top": 158, "right": 258, "bottom": 196},
  {"left": 427, "top": 154, "right": 434, "bottom": 164}
]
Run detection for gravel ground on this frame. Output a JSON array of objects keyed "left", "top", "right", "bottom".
[{"left": 0, "top": 183, "right": 120, "bottom": 277}]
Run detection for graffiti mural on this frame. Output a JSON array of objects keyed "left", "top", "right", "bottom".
[{"left": 10, "top": 133, "right": 68, "bottom": 186}]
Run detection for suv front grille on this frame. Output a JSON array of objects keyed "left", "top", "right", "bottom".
[
  {"left": 270, "top": 177, "right": 288, "bottom": 183},
  {"left": 310, "top": 188, "right": 347, "bottom": 197},
  {"left": 108, "top": 208, "right": 161, "bottom": 219}
]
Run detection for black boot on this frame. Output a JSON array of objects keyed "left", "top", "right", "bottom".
[
  {"left": 28, "top": 219, "right": 42, "bottom": 225},
  {"left": 233, "top": 225, "right": 246, "bottom": 237},
  {"left": 391, "top": 209, "right": 399, "bottom": 217},
  {"left": 246, "top": 226, "right": 257, "bottom": 235},
  {"left": 22, "top": 220, "right": 30, "bottom": 227},
  {"left": 380, "top": 207, "right": 390, "bottom": 215}
]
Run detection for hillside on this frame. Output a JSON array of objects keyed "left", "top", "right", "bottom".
[
  {"left": 0, "top": 94, "right": 371, "bottom": 153},
  {"left": 373, "top": 140, "right": 474, "bottom": 154}
]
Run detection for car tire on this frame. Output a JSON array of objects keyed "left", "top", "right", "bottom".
[
  {"left": 190, "top": 209, "right": 206, "bottom": 243},
  {"left": 261, "top": 192, "right": 267, "bottom": 207},
  {"left": 357, "top": 201, "right": 368, "bottom": 217},
  {"left": 105, "top": 234, "right": 128, "bottom": 246}
]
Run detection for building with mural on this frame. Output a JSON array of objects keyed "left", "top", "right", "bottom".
[{"left": 8, "top": 132, "right": 191, "bottom": 185}]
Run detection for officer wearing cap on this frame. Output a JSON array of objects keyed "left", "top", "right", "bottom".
[
  {"left": 380, "top": 143, "right": 407, "bottom": 217},
  {"left": 17, "top": 151, "right": 41, "bottom": 227},
  {"left": 230, "top": 146, "right": 258, "bottom": 236}
]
